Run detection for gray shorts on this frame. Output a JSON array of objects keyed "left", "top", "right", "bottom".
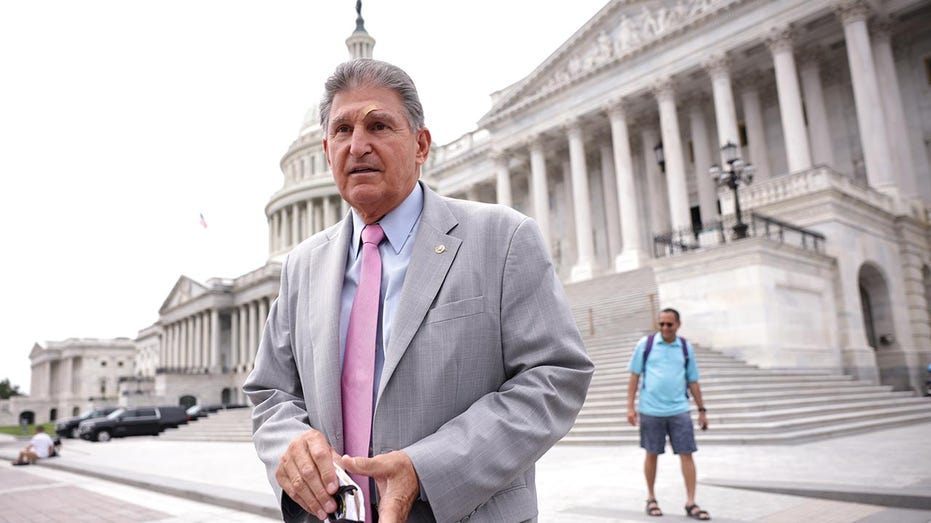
[{"left": 639, "top": 411, "right": 698, "bottom": 455}]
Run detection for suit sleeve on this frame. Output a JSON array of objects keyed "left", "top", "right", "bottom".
[
  {"left": 241, "top": 253, "right": 314, "bottom": 521},
  {"left": 403, "top": 217, "right": 594, "bottom": 522}
]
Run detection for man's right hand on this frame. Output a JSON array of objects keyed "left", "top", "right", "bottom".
[
  {"left": 626, "top": 408, "right": 637, "bottom": 426},
  {"left": 276, "top": 428, "right": 341, "bottom": 521}
]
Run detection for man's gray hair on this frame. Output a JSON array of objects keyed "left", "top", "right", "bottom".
[{"left": 319, "top": 59, "right": 425, "bottom": 132}]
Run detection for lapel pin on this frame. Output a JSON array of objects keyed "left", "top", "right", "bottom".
[{"left": 434, "top": 244, "right": 446, "bottom": 254}]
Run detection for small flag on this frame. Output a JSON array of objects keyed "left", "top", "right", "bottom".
[{"left": 199, "top": 213, "right": 208, "bottom": 229}]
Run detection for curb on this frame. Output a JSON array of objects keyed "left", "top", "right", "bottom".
[
  {"left": 1, "top": 448, "right": 280, "bottom": 520},
  {"left": 702, "top": 478, "right": 931, "bottom": 510}
]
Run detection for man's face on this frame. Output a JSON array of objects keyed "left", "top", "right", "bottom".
[
  {"left": 323, "top": 85, "right": 431, "bottom": 223},
  {"left": 658, "top": 311, "right": 680, "bottom": 342}
]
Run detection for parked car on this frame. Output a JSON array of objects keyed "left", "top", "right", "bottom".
[
  {"left": 56, "top": 407, "right": 119, "bottom": 439},
  {"left": 78, "top": 407, "right": 163, "bottom": 442},
  {"left": 185, "top": 405, "right": 209, "bottom": 421},
  {"left": 157, "top": 406, "right": 189, "bottom": 430}
]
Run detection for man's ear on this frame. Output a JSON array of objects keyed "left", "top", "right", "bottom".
[
  {"left": 323, "top": 138, "right": 331, "bottom": 166},
  {"left": 414, "top": 128, "right": 431, "bottom": 166}
]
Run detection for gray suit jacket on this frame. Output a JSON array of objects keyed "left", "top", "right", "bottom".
[{"left": 244, "top": 184, "right": 593, "bottom": 523}]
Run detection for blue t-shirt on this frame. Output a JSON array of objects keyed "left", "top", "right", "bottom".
[{"left": 627, "top": 333, "right": 699, "bottom": 417}]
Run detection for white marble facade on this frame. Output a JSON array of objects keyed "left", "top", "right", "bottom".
[
  {"left": 11, "top": 0, "right": 931, "bottom": 424},
  {"left": 421, "top": 0, "right": 931, "bottom": 391}
]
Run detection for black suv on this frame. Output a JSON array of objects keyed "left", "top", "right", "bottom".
[
  {"left": 56, "top": 407, "right": 118, "bottom": 439},
  {"left": 78, "top": 407, "right": 164, "bottom": 442}
]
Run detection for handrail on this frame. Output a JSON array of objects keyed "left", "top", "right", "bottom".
[{"left": 652, "top": 212, "right": 825, "bottom": 258}]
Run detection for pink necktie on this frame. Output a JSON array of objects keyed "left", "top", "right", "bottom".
[{"left": 342, "top": 223, "right": 384, "bottom": 518}]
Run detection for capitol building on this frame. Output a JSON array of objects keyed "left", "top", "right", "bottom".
[{"left": 5, "top": 0, "right": 930, "bottom": 426}]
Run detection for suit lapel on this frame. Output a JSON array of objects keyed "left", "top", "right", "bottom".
[
  {"left": 309, "top": 216, "right": 352, "bottom": 452},
  {"left": 377, "top": 187, "right": 460, "bottom": 402}
]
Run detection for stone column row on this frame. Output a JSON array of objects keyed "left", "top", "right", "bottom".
[
  {"left": 228, "top": 298, "right": 269, "bottom": 373},
  {"left": 159, "top": 309, "right": 221, "bottom": 373},
  {"left": 486, "top": 3, "right": 914, "bottom": 281},
  {"left": 269, "top": 195, "right": 346, "bottom": 254}
]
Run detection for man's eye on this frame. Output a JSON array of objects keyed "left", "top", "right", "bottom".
[
  {"left": 333, "top": 125, "right": 351, "bottom": 134},
  {"left": 372, "top": 122, "right": 388, "bottom": 131}
]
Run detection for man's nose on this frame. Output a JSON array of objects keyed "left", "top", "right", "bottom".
[{"left": 349, "top": 128, "right": 372, "bottom": 157}]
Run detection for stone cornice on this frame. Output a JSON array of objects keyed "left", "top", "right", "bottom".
[{"left": 480, "top": 0, "right": 749, "bottom": 128}]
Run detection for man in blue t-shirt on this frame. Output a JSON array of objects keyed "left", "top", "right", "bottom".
[{"left": 626, "top": 308, "right": 710, "bottom": 520}]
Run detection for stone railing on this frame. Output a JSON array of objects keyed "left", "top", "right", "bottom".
[{"left": 653, "top": 212, "right": 825, "bottom": 258}]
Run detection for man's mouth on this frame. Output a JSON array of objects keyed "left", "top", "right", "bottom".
[{"left": 349, "top": 165, "right": 379, "bottom": 174}]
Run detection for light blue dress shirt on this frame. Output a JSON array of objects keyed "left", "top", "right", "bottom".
[{"left": 339, "top": 182, "right": 424, "bottom": 403}]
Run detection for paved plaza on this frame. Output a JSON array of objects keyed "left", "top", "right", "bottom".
[{"left": 2, "top": 421, "right": 931, "bottom": 522}]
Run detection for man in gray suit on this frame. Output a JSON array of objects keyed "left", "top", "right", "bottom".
[{"left": 244, "top": 58, "right": 593, "bottom": 523}]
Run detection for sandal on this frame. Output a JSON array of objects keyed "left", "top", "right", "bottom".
[
  {"left": 685, "top": 503, "right": 711, "bottom": 520},
  {"left": 645, "top": 498, "right": 662, "bottom": 517}
]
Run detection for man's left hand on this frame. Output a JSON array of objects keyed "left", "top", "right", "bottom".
[{"left": 340, "top": 450, "right": 419, "bottom": 523}]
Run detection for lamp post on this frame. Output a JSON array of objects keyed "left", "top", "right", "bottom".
[
  {"left": 653, "top": 142, "right": 665, "bottom": 173},
  {"left": 709, "top": 141, "right": 754, "bottom": 239}
]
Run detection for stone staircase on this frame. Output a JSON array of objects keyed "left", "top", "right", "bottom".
[
  {"left": 561, "top": 268, "right": 931, "bottom": 445},
  {"left": 159, "top": 408, "right": 253, "bottom": 442},
  {"left": 161, "top": 267, "right": 931, "bottom": 444}
]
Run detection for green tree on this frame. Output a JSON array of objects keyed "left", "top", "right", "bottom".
[{"left": 0, "top": 378, "right": 22, "bottom": 399}]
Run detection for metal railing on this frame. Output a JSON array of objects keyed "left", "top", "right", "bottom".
[{"left": 653, "top": 212, "right": 826, "bottom": 258}]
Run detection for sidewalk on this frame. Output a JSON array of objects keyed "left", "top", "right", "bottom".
[{"left": 3, "top": 422, "right": 931, "bottom": 522}]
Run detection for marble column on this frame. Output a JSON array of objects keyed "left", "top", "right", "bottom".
[
  {"left": 304, "top": 203, "right": 318, "bottom": 237},
  {"left": 180, "top": 318, "right": 189, "bottom": 370},
  {"left": 837, "top": 1, "right": 895, "bottom": 192},
  {"left": 705, "top": 54, "right": 741, "bottom": 160},
  {"left": 566, "top": 118, "right": 596, "bottom": 281},
  {"left": 230, "top": 310, "right": 239, "bottom": 371},
  {"left": 599, "top": 140, "right": 621, "bottom": 261},
  {"left": 193, "top": 314, "right": 203, "bottom": 369},
  {"left": 529, "top": 136, "right": 551, "bottom": 250},
  {"left": 247, "top": 302, "right": 258, "bottom": 368},
  {"left": 199, "top": 312, "right": 208, "bottom": 369},
  {"left": 210, "top": 309, "right": 219, "bottom": 372},
  {"left": 872, "top": 18, "right": 917, "bottom": 197},
  {"left": 768, "top": 27, "right": 813, "bottom": 173},
  {"left": 323, "top": 197, "right": 333, "bottom": 228},
  {"left": 239, "top": 305, "right": 249, "bottom": 371},
  {"left": 561, "top": 158, "right": 577, "bottom": 274},
  {"left": 798, "top": 49, "right": 835, "bottom": 169},
  {"left": 269, "top": 214, "right": 277, "bottom": 253},
  {"left": 608, "top": 102, "right": 647, "bottom": 271},
  {"left": 291, "top": 204, "right": 301, "bottom": 246},
  {"left": 640, "top": 126, "right": 668, "bottom": 235},
  {"left": 493, "top": 151, "right": 513, "bottom": 207},
  {"left": 687, "top": 99, "right": 719, "bottom": 225},
  {"left": 313, "top": 201, "right": 324, "bottom": 235},
  {"left": 655, "top": 80, "right": 692, "bottom": 232},
  {"left": 738, "top": 76, "right": 772, "bottom": 181}
]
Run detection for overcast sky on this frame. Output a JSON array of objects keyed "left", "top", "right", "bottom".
[{"left": 0, "top": 1, "right": 608, "bottom": 394}]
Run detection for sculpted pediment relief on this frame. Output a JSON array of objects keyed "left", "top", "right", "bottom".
[
  {"left": 483, "top": 0, "right": 723, "bottom": 122},
  {"left": 159, "top": 276, "right": 208, "bottom": 313}
]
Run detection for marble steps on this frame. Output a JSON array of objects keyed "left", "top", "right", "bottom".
[
  {"left": 573, "top": 395, "right": 928, "bottom": 424},
  {"left": 160, "top": 408, "right": 253, "bottom": 442},
  {"left": 561, "top": 402, "right": 931, "bottom": 444}
]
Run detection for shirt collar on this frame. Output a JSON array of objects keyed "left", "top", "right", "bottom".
[
  {"left": 350, "top": 182, "right": 424, "bottom": 259},
  {"left": 654, "top": 333, "right": 681, "bottom": 346}
]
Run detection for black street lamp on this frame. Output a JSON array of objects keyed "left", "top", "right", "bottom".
[
  {"left": 653, "top": 142, "right": 665, "bottom": 173},
  {"left": 709, "top": 141, "right": 755, "bottom": 239}
]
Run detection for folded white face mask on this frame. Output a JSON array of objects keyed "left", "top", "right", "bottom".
[{"left": 329, "top": 462, "right": 365, "bottom": 523}]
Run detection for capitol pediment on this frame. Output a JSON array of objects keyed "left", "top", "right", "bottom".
[
  {"left": 482, "top": 0, "right": 723, "bottom": 123},
  {"left": 159, "top": 276, "right": 208, "bottom": 314}
]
